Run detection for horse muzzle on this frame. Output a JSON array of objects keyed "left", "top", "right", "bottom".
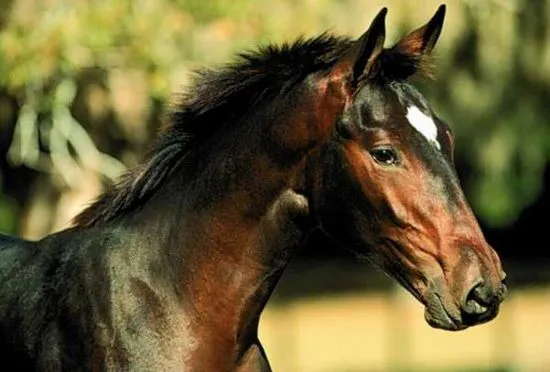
[{"left": 423, "top": 265, "right": 507, "bottom": 331}]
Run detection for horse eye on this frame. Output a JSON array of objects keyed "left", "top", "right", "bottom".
[{"left": 370, "top": 148, "right": 398, "bottom": 165}]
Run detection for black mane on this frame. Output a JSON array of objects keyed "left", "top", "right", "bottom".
[{"left": 74, "top": 32, "right": 428, "bottom": 227}]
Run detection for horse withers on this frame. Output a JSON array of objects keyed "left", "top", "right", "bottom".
[{"left": 0, "top": 4, "right": 506, "bottom": 371}]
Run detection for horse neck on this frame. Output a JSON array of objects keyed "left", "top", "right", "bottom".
[
  {"left": 116, "top": 131, "right": 309, "bottom": 359},
  {"left": 183, "top": 191, "right": 308, "bottom": 335},
  {"left": 109, "top": 70, "right": 346, "bottom": 362},
  {"left": 137, "top": 154, "right": 311, "bottom": 362}
]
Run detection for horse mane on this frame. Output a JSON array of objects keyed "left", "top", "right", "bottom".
[{"left": 73, "top": 32, "right": 432, "bottom": 227}]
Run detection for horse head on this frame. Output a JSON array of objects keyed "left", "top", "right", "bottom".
[{"left": 307, "top": 5, "right": 507, "bottom": 331}]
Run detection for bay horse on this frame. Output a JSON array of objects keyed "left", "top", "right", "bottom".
[{"left": 0, "top": 5, "right": 507, "bottom": 371}]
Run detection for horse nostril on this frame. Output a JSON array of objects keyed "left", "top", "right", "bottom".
[
  {"left": 463, "top": 282, "right": 489, "bottom": 316},
  {"left": 460, "top": 275, "right": 506, "bottom": 325}
]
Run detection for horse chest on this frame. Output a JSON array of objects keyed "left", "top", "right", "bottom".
[{"left": 183, "top": 335, "right": 270, "bottom": 372}]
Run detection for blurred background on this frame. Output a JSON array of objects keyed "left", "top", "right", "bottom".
[{"left": 0, "top": 0, "right": 549, "bottom": 371}]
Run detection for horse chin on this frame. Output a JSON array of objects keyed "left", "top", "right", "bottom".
[{"left": 423, "top": 292, "right": 468, "bottom": 331}]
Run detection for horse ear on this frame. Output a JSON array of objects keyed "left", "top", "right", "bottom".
[
  {"left": 333, "top": 7, "right": 387, "bottom": 86},
  {"left": 393, "top": 4, "right": 446, "bottom": 55}
]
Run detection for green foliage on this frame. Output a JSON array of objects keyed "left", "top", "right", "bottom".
[
  {"left": 0, "top": 0, "right": 549, "bottom": 230},
  {"left": 0, "top": 195, "right": 17, "bottom": 234}
]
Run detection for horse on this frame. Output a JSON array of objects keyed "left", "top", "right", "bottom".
[{"left": 0, "top": 5, "right": 507, "bottom": 371}]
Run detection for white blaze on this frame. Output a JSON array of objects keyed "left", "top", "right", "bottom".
[{"left": 405, "top": 105, "right": 441, "bottom": 150}]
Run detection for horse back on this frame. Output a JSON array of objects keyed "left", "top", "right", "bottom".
[
  {"left": 0, "top": 234, "right": 42, "bottom": 369},
  {"left": 0, "top": 233, "right": 39, "bottom": 280},
  {"left": 0, "top": 233, "right": 35, "bottom": 275},
  {"left": 0, "top": 233, "right": 32, "bottom": 248}
]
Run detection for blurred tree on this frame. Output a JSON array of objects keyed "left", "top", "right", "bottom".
[{"left": 0, "top": 0, "right": 548, "bottom": 249}]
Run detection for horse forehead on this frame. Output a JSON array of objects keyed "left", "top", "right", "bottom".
[
  {"left": 405, "top": 105, "right": 441, "bottom": 150},
  {"left": 389, "top": 82, "right": 441, "bottom": 150},
  {"left": 353, "top": 84, "right": 390, "bottom": 125}
]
